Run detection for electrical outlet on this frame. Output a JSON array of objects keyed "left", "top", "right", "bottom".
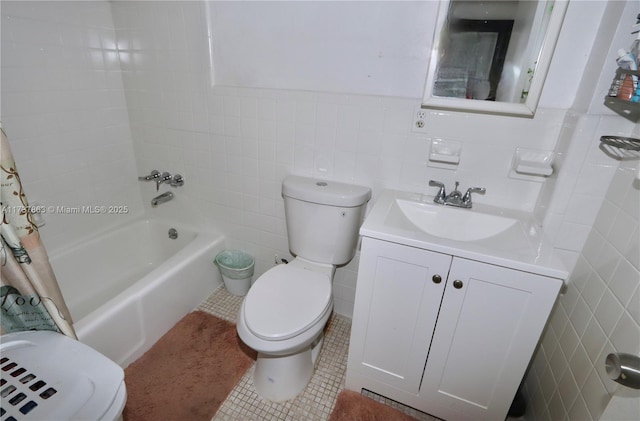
[{"left": 412, "top": 108, "right": 428, "bottom": 133}]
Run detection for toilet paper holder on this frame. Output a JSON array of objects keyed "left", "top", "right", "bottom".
[{"left": 605, "top": 353, "right": 640, "bottom": 389}]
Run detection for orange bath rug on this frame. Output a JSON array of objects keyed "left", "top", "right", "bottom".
[
  {"left": 123, "top": 311, "right": 256, "bottom": 421},
  {"left": 329, "top": 390, "right": 421, "bottom": 421}
]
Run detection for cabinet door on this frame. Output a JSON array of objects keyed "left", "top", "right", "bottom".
[
  {"left": 420, "top": 257, "right": 562, "bottom": 420},
  {"left": 347, "top": 238, "right": 452, "bottom": 395}
]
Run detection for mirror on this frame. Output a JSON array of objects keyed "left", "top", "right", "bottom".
[{"left": 422, "top": 0, "right": 568, "bottom": 117}]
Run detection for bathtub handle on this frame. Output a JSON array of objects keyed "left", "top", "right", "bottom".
[
  {"left": 157, "top": 172, "right": 173, "bottom": 190},
  {"left": 170, "top": 174, "right": 185, "bottom": 187},
  {"left": 138, "top": 170, "right": 161, "bottom": 182}
]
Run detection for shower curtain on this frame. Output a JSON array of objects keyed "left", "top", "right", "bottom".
[{"left": 0, "top": 126, "right": 76, "bottom": 338}]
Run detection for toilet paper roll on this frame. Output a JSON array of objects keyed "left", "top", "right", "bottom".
[{"left": 606, "top": 353, "right": 640, "bottom": 390}]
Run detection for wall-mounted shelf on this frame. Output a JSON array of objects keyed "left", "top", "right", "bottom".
[
  {"left": 599, "top": 135, "right": 640, "bottom": 159},
  {"left": 604, "top": 68, "right": 640, "bottom": 122},
  {"left": 508, "top": 148, "right": 555, "bottom": 182},
  {"left": 599, "top": 135, "right": 640, "bottom": 180},
  {"left": 604, "top": 97, "right": 640, "bottom": 122},
  {"left": 600, "top": 135, "right": 640, "bottom": 151},
  {"left": 428, "top": 138, "right": 462, "bottom": 170}
]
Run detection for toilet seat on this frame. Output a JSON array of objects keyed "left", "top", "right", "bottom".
[{"left": 244, "top": 264, "right": 332, "bottom": 341}]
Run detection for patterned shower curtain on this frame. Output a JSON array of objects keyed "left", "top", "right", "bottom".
[{"left": 0, "top": 126, "right": 76, "bottom": 338}]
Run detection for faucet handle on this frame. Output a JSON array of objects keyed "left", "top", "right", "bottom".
[
  {"left": 462, "top": 187, "right": 486, "bottom": 204},
  {"left": 429, "top": 180, "right": 446, "bottom": 204},
  {"left": 138, "top": 170, "right": 160, "bottom": 182},
  {"left": 170, "top": 174, "right": 184, "bottom": 187},
  {"left": 156, "top": 172, "right": 173, "bottom": 191}
]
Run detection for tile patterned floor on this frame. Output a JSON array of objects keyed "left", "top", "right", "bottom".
[{"left": 197, "top": 286, "right": 437, "bottom": 421}]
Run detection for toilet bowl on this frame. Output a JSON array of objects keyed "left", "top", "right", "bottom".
[
  {"left": 236, "top": 175, "right": 371, "bottom": 402},
  {"left": 237, "top": 258, "right": 334, "bottom": 401}
]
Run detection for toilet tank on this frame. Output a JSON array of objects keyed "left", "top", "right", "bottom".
[{"left": 282, "top": 176, "right": 372, "bottom": 266}]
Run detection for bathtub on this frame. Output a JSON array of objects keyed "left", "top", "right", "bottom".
[{"left": 50, "top": 217, "right": 225, "bottom": 367}]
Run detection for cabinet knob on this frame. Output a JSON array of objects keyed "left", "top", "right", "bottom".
[
  {"left": 432, "top": 274, "right": 442, "bottom": 284},
  {"left": 453, "top": 280, "right": 464, "bottom": 289}
]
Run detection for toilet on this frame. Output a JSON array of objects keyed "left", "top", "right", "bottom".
[{"left": 237, "top": 175, "right": 371, "bottom": 402}]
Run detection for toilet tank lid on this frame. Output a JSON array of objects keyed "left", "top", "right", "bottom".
[{"left": 282, "top": 175, "right": 371, "bottom": 207}]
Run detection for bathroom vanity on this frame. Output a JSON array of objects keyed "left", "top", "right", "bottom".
[{"left": 345, "top": 190, "right": 567, "bottom": 421}]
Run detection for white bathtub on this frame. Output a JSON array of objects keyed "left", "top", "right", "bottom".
[{"left": 50, "top": 217, "right": 225, "bottom": 367}]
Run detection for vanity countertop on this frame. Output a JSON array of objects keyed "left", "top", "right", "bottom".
[{"left": 360, "top": 189, "right": 568, "bottom": 280}]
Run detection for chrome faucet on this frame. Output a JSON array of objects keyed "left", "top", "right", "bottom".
[
  {"left": 138, "top": 170, "right": 185, "bottom": 191},
  {"left": 429, "top": 180, "right": 447, "bottom": 203},
  {"left": 462, "top": 187, "right": 487, "bottom": 207},
  {"left": 151, "top": 191, "right": 174, "bottom": 207},
  {"left": 446, "top": 181, "right": 464, "bottom": 206},
  {"left": 429, "top": 180, "right": 486, "bottom": 208},
  {"left": 157, "top": 172, "right": 173, "bottom": 190},
  {"left": 138, "top": 170, "right": 160, "bottom": 182}
]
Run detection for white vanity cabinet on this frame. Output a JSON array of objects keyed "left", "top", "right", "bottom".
[
  {"left": 346, "top": 237, "right": 453, "bottom": 395},
  {"left": 346, "top": 237, "right": 563, "bottom": 421}
]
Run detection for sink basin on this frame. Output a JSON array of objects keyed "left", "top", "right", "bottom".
[
  {"left": 358, "top": 189, "right": 568, "bottom": 280},
  {"left": 391, "top": 199, "right": 519, "bottom": 242}
]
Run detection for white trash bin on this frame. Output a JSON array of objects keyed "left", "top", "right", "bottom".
[{"left": 215, "top": 250, "right": 255, "bottom": 296}]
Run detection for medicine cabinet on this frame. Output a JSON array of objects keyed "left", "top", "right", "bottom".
[{"left": 422, "top": 0, "right": 569, "bottom": 117}]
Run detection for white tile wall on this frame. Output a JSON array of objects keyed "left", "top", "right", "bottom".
[
  {"left": 522, "top": 2, "right": 640, "bottom": 415},
  {"left": 537, "top": 114, "right": 638, "bottom": 272},
  {"left": 523, "top": 140, "right": 640, "bottom": 420},
  {"left": 109, "top": 0, "right": 571, "bottom": 316},
  {"left": 0, "top": 1, "right": 142, "bottom": 253}
]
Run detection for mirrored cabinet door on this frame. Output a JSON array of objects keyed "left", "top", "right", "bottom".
[{"left": 422, "top": 0, "right": 569, "bottom": 117}]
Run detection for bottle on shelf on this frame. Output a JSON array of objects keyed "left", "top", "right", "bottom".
[
  {"left": 617, "top": 48, "right": 637, "bottom": 70},
  {"left": 629, "top": 32, "right": 640, "bottom": 102},
  {"left": 629, "top": 31, "right": 640, "bottom": 68},
  {"left": 615, "top": 49, "right": 638, "bottom": 101},
  {"left": 618, "top": 74, "right": 636, "bottom": 101}
]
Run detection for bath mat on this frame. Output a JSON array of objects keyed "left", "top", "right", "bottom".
[
  {"left": 123, "top": 311, "right": 256, "bottom": 421},
  {"left": 329, "top": 390, "right": 420, "bottom": 421}
]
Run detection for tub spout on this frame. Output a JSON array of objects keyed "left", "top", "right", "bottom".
[{"left": 151, "top": 191, "right": 174, "bottom": 207}]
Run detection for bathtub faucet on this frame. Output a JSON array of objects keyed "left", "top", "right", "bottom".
[
  {"left": 151, "top": 191, "right": 174, "bottom": 207},
  {"left": 139, "top": 170, "right": 185, "bottom": 191}
]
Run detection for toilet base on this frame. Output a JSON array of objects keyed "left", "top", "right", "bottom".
[{"left": 252, "top": 333, "right": 324, "bottom": 402}]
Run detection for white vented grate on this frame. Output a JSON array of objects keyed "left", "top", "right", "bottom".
[
  {"left": 0, "top": 355, "right": 58, "bottom": 419},
  {"left": 0, "top": 331, "right": 125, "bottom": 421}
]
